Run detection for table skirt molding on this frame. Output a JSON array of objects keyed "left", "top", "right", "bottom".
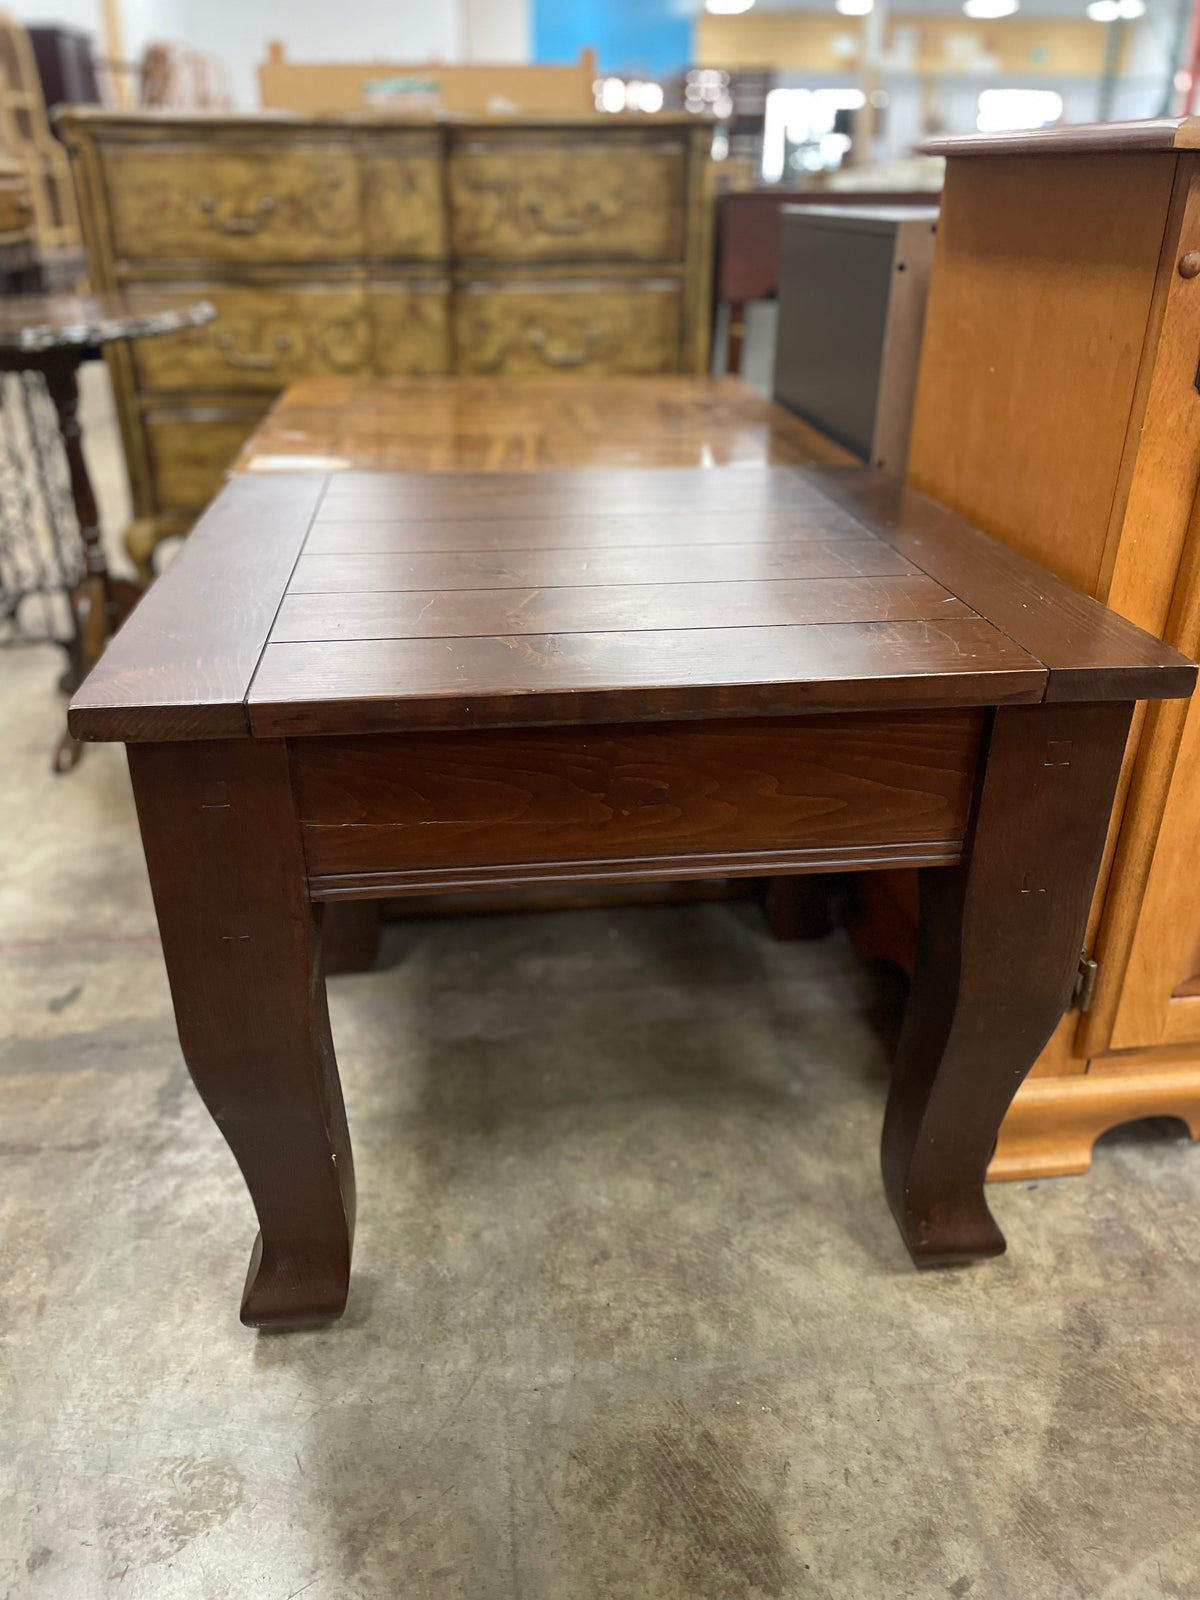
[{"left": 304, "top": 840, "right": 969, "bottom": 901}]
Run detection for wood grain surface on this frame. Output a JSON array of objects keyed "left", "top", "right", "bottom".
[
  {"left": 811, "top": 469, "right": 1197, "bottom": 704},
  {"left": 272, "top": 576, "right": 965, "bottom": 642},
  {"left": 127, "top": 738, "right": 355, "bottom": 1326},
  {"left": 302, "top": 506, "right": 871, "bottom": 550},
  {"left": 921, "top": 117, "right": 1200, "bottom": 157},
  {"left": 248, "top": 621, "right": 1044, "bottom": 737},
  {"left": 233, "top": 376, "right": 855, "bottom": 475},
  {"left": 68, "top": 474, "right": 325, "bottom": 741},
  {"left": 285, "top": 543, "right": 924, "bottom": 596},
  {"left": 293, "top": 711, "right": 983, "bottom": 881},
  {"left": 883, "top": 700, "right": 1135, "bottom": 1264},
  {"left": 905, "top": 151, "right": 1173, "bottom": 597},
  {"left": 70, "top": 464, "right": 1195, "bottom": 744}
]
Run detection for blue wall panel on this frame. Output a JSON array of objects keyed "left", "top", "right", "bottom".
[{"left": 533, "top": 0, "right": 692, "bottom": 79}]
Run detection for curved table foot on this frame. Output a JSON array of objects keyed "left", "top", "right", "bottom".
[
  {"left": 128, "top": 739, "right": 355, "bottom": 1327},
  {"left": 883, "top": 702, "right": 1133, "bottom": 1267}
]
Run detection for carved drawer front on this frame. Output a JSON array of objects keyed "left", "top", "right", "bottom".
[
  {"left": 145, "top": 408, "right": 267, "bottom": 512},
  {"left": 454, "top": 280, "right": 682, "bottom": 376},
  {"left": 101, "top": 143, "right": 362, "bottom": 262},
  {"left": 129, "top": 285, "right": 371, "bottom": 390},
  {"left": 360, "top": 142, "right": 446, "bottom": 259},
  {"left": 448, "top": 141, "right": 686, "bottom": 261}
]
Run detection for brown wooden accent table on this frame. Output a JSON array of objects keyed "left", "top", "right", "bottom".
[
  {"left": 233, "top": 377, "right": 857, "bottom": 930},
  {"left": 68, "top": 464, "right": 1194, "bottom": 1327}
]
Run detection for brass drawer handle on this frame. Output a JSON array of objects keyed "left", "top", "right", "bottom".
[
  {"left": 214, "top": 330, "right": 291, "bottom": 370},
  {"left": 523, "top": 194, "right": 603, "bottom": 236},
  {"left": 525, "top": 325, "right": 602, "bottom": 367},
  {"left": 198, "top": 194, "right": 278, "bottom": 235}
]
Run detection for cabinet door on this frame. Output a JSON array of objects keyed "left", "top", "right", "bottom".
[
  {"left": 1110, "top": 686, "right": 1200, "bottom": 1048},
  {"left": 1079, "top": 160, "right": 1200, "bottom": 1053}
]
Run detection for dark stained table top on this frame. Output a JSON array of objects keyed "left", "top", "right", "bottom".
[
  {"left": 68, "top": 466, "right": 1196, "bottom": 744},
  {"left": 0, "top": 292, "right": 215, "bottom": 353}
]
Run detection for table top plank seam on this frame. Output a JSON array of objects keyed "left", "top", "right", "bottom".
[
  {"left": 67, "top": 472, "right": 331, "bottom": 744},
  {"left": 303, "top": 528, "right": 882, "bottom": 552},
  {"left": 246, "top": 617, "right": 1050, "bottom": 738},
  {"left": 284, "top": 545, "right": 925, "bottom": 596},
  {"left": 240, "top": 474, "right": 336, "bottom": 726},
  {"left": 268, "top": 576, "right": 978, "bottom": 646},
  {"left": 806, "top": 468, "right": 1197, "bottom": 705}
]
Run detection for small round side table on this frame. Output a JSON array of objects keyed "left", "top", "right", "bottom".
[{"left": 0, "top": 292, "right": 215, "bottom": 769}]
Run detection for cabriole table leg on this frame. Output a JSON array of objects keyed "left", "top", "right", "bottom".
[
  {"left": 882, "top": 700, "right": 1133, "bottom": 1266},
  {"left": 127, "top": 739, "right": 355, "bottom": 1327}
]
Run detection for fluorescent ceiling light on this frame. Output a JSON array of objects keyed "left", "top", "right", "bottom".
[
  {"left": 836, "top": 0, "right": 874, "bottom": 14},
  {"left": 1086, "top": 0, "right": 1144, "bottom": 17},
  {"left": 963, "top": 0, "right": 1019, "bottom": 16},
  {"left": 705, "top": 0, "right": 755, "bottom": 12},
  {"left": 977, "top": 87, "right": 1063, "bottom": 129}
]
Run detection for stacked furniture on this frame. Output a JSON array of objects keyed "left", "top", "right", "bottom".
[
  {"left": 257, "top": 40, "right": 598, "bottom": 115},
  {"left": 715, "top": 187, "right": 939, "bottom": 373},
  {"left": 57, "top": 110, "right": 714, "bottom": 579},
  {"left": 903, "top": 118, "right": 1200, "bottom": 1178},
  {"left": 773, "top": 204, "right": 938, "bottom": 475},
  {"left": 0, "top": 13, "right": 79, "bottom": 256},
  {"left": 0, "top": 148, "right": 34, "bottom": 286}
]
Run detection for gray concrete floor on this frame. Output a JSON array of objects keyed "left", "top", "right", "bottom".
[{"left": 5, "top": 369, "right": 1200, "bottom": 1600}]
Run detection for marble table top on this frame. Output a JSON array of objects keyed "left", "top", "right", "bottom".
[{"left": 0, "top": 292, "right": 216, "bottom": 353}]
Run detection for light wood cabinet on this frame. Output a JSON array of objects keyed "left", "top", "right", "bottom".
[
  {"left": 58, "top": 111, "right": 713, "bottom": 576},
  {"left": 907, "top": 118, "right": 1200, "bottom": 1179}
]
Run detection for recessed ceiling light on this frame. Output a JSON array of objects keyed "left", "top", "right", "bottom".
[
  {"left": 1087, "top": 0, "right": 1144, "bottom": 17},
  {"left": 705, "top": 0, "right": 755, "bottom": 13},
  {"left": 963, "top": 0, "right": 1019, "bottom": 15},
  {"left": 836, "top": 0, "right": 874, "bottom": 13}
]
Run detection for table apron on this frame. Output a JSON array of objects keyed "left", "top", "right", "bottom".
[{"left": 290, "top": 709, "right": 984, "bottom": 899}]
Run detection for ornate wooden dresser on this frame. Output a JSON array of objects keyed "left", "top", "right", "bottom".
[{"left": 57, "top": 110, "right": 714, "bottom": 577}]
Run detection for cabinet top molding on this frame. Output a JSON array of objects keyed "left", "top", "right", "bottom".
[
  {"left": 55, "top": 108, "right": 709, "bottom": 136},
  {"left": 922, "top": 117, "right": 1200, "bottom": 158}
]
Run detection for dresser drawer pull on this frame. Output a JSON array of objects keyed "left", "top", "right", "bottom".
[
  {"left": 215, "top": 330, "right": 292, "bottom": 370},
  {"left": 198, "top": 194, "right": 278, "bottom": 235},
  {"left": 523, "top": 194, "right": 603, "bottom": 235},
  {"left": 525, "top": 325, "right": 603, "bottom": 367}
]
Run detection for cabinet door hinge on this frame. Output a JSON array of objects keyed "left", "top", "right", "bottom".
[{"left": 1074, "top": 950, "right": 1099, "bottom": 1014}]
